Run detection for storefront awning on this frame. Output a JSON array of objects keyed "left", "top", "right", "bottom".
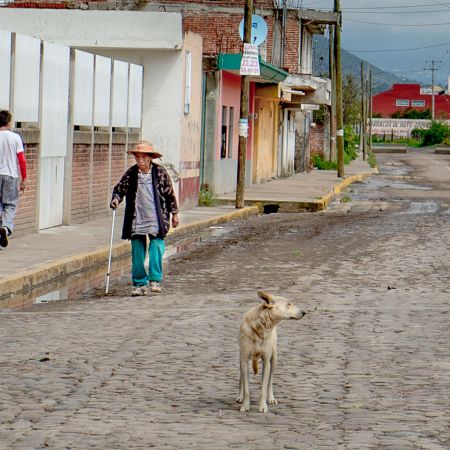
[{"left": 218, "top": 53, "right": 289, "bottom": 83}]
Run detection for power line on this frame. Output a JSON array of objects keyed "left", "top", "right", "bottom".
[
  {"left": 345, "top": 17, "right": 450, "bottom": 26},
  {"left": 429, "top": 0, "right": 450, "bottom": 11},
  {"left": 347, "top": 41, "right": 450, "bottom": 53},
  {"left": 342, "top": 2, "right": 450, "bottom": 10},
  {"left": 344, "top": 8, "right": 450, "bottom": 14}
]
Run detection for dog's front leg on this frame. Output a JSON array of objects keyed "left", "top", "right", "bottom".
[
  {"left": 259, "top": 357, "right": 270, "bottom": 413},
  {"left": 239, "top": 360, "right": 250, "bottom": 412},
  {"left": 268, "top": 352, "right": 278, "bottom": 405}
]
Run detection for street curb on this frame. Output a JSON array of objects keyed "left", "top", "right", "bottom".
[
  {"left": 215, "top": 171, "right": 377, "bottom": 212},
  {"left": 0, "top": 206, "right": 259, "bottom": 300},
  {"left": 318, "top": 171, "right": 378, "bottom": 209}
]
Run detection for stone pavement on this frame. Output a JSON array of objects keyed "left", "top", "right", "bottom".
[{"left": 0, "top": 156, "right": 376, "bottom": 304}]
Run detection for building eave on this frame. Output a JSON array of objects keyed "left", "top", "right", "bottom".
[
  {"left": 218, "top": 53, "right": 289, "bottom": 84},
  {"left": 282, "top": 74, "right": 331, "bottom": 106}
]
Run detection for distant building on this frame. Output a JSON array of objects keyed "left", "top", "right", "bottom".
[{"left": 373, "top": 82, "right": 450, "bottom": 119}]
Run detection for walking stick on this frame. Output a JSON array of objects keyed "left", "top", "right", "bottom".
[{"left": 105, "top": 208, "right": 116, "bottom": 294}]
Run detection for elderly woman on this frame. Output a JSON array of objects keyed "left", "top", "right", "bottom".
[{"left": 110, "top": 140, "right": 179, "bottom": 296}]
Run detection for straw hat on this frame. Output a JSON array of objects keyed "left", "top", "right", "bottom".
[{"left": 128, "top": 140, "right": 163, "bottom": 159}]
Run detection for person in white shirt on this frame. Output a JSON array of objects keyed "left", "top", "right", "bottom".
[{"left": 0, "top": 110, "right": 27, "bottom": 248}]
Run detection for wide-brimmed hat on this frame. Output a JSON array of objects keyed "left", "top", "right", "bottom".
[{"left": 128, "top": 140, "right": 163, "bottom": 159}]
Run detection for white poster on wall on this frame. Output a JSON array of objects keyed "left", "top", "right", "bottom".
[
  {"left": 0, "top": 30, "right": 11, "bottom": 110},
  {"left": 94, "top": 55, "right": 111, "bottom": 127},
  {"left": 40, "top": 41, "right": 70, "bottom": 158},
  {"left": 14, "top": 34, "right": 40, "bottom": 122},
  {"left": 112, "top": 60, "right": 129, "bottom": 127},
  {"left": 73, "top": 50, "right": 94, "bottom": 126}
]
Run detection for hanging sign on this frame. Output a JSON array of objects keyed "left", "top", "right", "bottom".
[
  {"left": 240, "top": 43, "right": 260, "bottom": 76},
  {"left": 239, "top": 118, "right": 249, "bottom": 137}
]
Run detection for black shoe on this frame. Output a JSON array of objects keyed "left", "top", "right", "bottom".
[{"left": 0, "top": 227, "right": 8, "bottom": 248}]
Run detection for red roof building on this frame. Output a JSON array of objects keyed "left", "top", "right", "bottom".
[{"left": 372, "top": 83, "right": 450, "bottom": 119}]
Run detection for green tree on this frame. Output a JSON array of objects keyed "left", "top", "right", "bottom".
[
  {"left": 421, "top": 121, "right": 450, "bottom": 146},
  {"left": 342, "top": 74, "right": 361, "bottom": 126}
]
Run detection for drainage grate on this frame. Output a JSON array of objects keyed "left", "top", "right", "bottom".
[{"left": 263, "top": 204, "right": 280, "bottom": 214}]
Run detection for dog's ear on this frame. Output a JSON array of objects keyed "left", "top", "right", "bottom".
[{"left": 258, "top": 291, "right": 274, "bottom": 308}]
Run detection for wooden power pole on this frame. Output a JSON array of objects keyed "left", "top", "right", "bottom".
[
  {"left": 425, "top": 59, "right": 440, "bottom": 120},
  {"left": 368, "top": 69, "right": 373, "bottom": 154},
  {"left": 334, "top": 0, "right": 344, "bottom": 177},
  {"left": 235, "top": 0, "right": 253, "bottom": 209},
  {"left": 360, "top": 61, "right": 366, "bottom": 160},
  {"left": 329, "top": 26, "right": 336, "bottom": 162}
]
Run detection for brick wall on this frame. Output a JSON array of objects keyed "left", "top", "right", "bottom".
[
  {"left": 91, "top": 144, "right": 109, "bottom": 218},
  {"left": 71, "top": 142, "right": 91, "bottom": 223},
  {"left": 72, "top": 131, "right": 137, "bottom": 224},
  {"left": 9, "top": 129, "right": 135, "bottom": 234},
  {"left": 110, "top": 144, "right": 127, "bottom": 191},
  {"left": 310, "top": 124, "right": 324, "bottom": 159},
  {"left": 183, "top": 11, "right": 299, "bottom": 73},
  {"left": 284, "top": 18, "right": 300, "bottom": 73},
  {"left": 14, "top": 131, "right": 39, "bottom": 236}
]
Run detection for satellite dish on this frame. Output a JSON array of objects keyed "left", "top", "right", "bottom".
[{"left": 239, "top": 15, "right": 268, "bottom": 46}]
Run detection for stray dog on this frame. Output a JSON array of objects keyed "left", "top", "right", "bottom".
[{"left": 237, "top": 291, "right": 305, "bottom": 413}]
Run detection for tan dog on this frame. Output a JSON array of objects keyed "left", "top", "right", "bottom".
[{"left": 237, "top": 291, "right": 305, "bottom": 413}]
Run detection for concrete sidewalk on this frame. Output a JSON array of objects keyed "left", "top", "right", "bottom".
[
  {"left": 216, "top": 156, "right": 377, "bottom": 211},
  {"left": 0, "top": 156, "right": 377, "bottom": 300}
]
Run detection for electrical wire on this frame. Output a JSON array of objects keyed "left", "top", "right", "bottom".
[
  {"left": 347, "top": 42, "right": 450, "bottom": 53},
  {"left": 342, "top": 2, "right": 450, "bottom": 10},
  {"left": 345, "top": 17, "right": 450, "bottom": 26},
  {"left": 344, "top": 8, "right": 450, "bottom": 14},
  {"left": 429, "top": 0, "right": 450, "bottom": 11}
]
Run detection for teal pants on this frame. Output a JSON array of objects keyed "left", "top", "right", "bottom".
[{"left": 131, "top": 235, "right": 165, "bottom": 287}]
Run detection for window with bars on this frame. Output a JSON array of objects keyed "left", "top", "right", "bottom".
[
  {"left": 396, "top": 99, "right": 410, "bottom": 107},
  {"left": 220, "top": 106, "right": 235, "bottom": 159},
  {"left": 221, "top": 106, "right": 228, "bottom": 159}
]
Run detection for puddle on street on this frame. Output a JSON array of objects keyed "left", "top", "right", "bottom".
[
  {"left": 398, "top": 201, "right": 440, "bottom": 215},
  {"left": 379, "top": 165, "right": 410, "bottom": 177},
  {"left": 0, "top": 225, "right": 232, "bottom": 311},
  {"left": 330, "top": 173, "right": 443, "bottom": 215}
]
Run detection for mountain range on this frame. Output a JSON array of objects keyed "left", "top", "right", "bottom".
[{"left": 312, "top": 35, "right": 417, "bottom": 94}]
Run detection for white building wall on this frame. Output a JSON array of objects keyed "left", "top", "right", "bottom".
[
  {"left": 142, "top": 51, "right": 183, "bottom": 198},
  {"left": 13, "top": 34, "right": 40, "bottom": 123},
  {"left": 0, "top": 9, "right": 197, "bottom": 207},
  {"left": 0, "top": 10, "right": 182, "bottom": 50}
]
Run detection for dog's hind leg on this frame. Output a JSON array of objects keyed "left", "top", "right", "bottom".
[
  {"left": 258, "top": 357, "right": 271, "bottom": 413},
  {"left": 237, "top": 369, "right": 243, "bottom": 403},
  {"left": 268, "top": 352, "right": 278, "bottom": 405},
  {"left": 239, "top": 360, "right": 250, "bottom": 412}
]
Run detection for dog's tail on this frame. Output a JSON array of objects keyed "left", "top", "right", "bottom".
[{"left": 252, "top": 356, "right": 259, "bottom": 375}]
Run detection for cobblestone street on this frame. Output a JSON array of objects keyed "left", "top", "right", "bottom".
[{"left": 1, "top": 150, "right": 449, "bottom": 449}]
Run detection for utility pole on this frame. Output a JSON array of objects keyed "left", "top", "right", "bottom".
[
  {"left": 360, "top": 61, "right": 366, "bottom": 160},
  {"left": 368, "top": 69, "right": 373, "bottom": 154},
  {"left": 425, "top": 60, "right": 441, "bottom": 120},
  {"left": 329, "top": 26, "right": 336, "bottom": 162},
  {"left": 365, "top": 78, "right": 370, "bottom": 152},
  {"left": 334, "top": 0, "right": 344, "bottom": 177},
  {"left": 235, "top": 0, "right": 253, "bottom": 209}
]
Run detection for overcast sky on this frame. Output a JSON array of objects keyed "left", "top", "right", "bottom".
[{"left": 302, "top": 0, "right": 450, "bottom": 86}]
